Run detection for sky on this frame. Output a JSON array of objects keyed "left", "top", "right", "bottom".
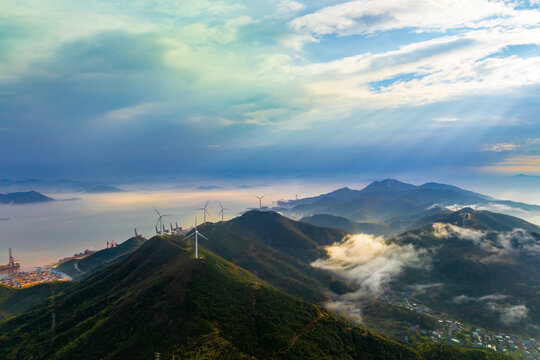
[{"left": 1, "top": 0, "right": 540, "bottom": 183}]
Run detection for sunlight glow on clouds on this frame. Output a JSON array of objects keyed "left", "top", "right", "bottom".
[
  {"left": 290, "top": 0, "right": 510, "bottom": 37},
  {"left": 1, "top": 0, "right": 540, "bottom": 179},
  {"left": 482, "top": 143, "right": 520, "bottom": 152},
  {"left": 480, "top": 155, "right": 540, "bottom": 173}
]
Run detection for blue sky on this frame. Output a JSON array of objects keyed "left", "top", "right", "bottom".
[{"left": 1, "top": 0, "right": 540, "bottom": 182}]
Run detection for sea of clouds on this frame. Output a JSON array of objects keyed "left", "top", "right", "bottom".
[
  {"left": 432, "top": 223, "right": 540, "bottom": 262},
  {"left": 311, "top": 233, "right": 428, "bottom": 296},
  {"left": 311, "top": 233, "right": 429, "bottom": 322},
  {"left": 313, "top": 225, "right": 537, "bottom": 325}
]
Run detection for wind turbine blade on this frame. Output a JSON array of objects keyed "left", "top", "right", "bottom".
[
  {"left": 154, "top": 207, "right": 161, "bottom": 216},
  {"left": 219, "top": 201, "right": 223, "bottom": 209},
  {"left": 198, "top": 233, "right": 210, "bottom": 241},
  {"left": 184, "top": 232, "right": 196, "bottom": 240},
  {"left": 218, "top": 209, "right": 223, "bottom": 215},
  {"left": 204, "top": 200, "right": 209, "bottom": 209},
  {"left": 0, "top": 218, "right": 9, "bottom": 221}
]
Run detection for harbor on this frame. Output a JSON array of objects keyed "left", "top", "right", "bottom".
[
  {"left": 0, "top": 248, "right": 70, "bottom": 288},
  {"left": 0, "top": 268, "right": 67, "bottom": 288}
]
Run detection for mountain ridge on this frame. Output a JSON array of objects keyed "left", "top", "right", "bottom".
[
  {"left": 0, "top": 235, "right": 508, "bottom": 360},
  {"left": 277, "top": 179, "right": 540, "bottom": 222}
]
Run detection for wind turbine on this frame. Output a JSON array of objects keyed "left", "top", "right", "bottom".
[
  {"left": 154, "top": 207, "right": 171, "bottom": 236},
  {"left": 184, "top": 217, "right": 210, "bottom": 259},
  {"left": 218, "top": 202, "right": 231, "bottom": 222},
  {"left": 197, "top": 201, "right": 210, "bottom": 224},
  {"left": 460, "top": 212, "right": 468, "bottom": 227},
  {"left": 255, "top": 195, "right": 265, "bottom": 209}
]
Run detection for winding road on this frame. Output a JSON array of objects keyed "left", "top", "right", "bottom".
[
  {"left": 261, "top": 308, "right": 323, "bottom": 359},
  {"left": 74, "top": 261, "right": 83, "bottom": 273}
]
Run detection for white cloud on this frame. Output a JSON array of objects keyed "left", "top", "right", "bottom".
[
  {"left": 432, "top": 222, "right": 485, "bottom": 245},
  {"left": 297, "top": 27, "right": 540, "bottom": 107},
  {"left": 290, "top": 0, "right": 533, "bottom": 38},
  {"left": 443, "top": 202, "right": 530, "bottom": 214},
  {"left": 432, "top": 223, "right": 540, "bottom": 262},
  {"left": 325, "top": 298, "right": 364, "bottom": 323},
  {"left": 2, "top": 0, "right": 540, "bottom": 131},
  {"left": 189, "top": 115, "right": 236, "bottom": 126},
  {"left": 277, "top": 0, "right": 304, "bottom": 14},
  {"left": 284, "top": 1, "right": 540, "bottom": 109},
  {"left": 487, "top": 303, "right": 529, "bottom": 324},
  {"left": 452, "top": 293, "right": 528, "bottom": 324},
  {"left": 409, "top": 282, "right": 443, "bottom": 294},
  {"left": 244, "top": 108, "right": 291, "bottom": 125},
  {"left": 434, "top": 117, "right": 460, "bottom": 123},
  {"left": 178, "top": 16, "right": 253, "bottom": 45},
  {"left": 103, "top": 103, "right": 161, "bottom": 122},
  {"left": 312, "top": 233, "right": 427, "bottom": 296},
  {"left": 481, "top": 143, "right": 520, "bottom": 152},
  {"left": 453, "top": 293, "right": 509, "bottom": 304}
]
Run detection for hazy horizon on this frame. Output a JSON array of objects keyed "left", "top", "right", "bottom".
[{"left": 2, "top": 176, "right": 540, "bottom": 270}]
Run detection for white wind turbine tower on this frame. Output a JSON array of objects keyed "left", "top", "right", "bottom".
[
  {"left": 218, "top": 202, "right": 231, "bottom": 222},
  {"left": 184, "top": 217, "right": 210, "bottom": 259},
  {"left": 197, "top": 201, "right": 210, "bottom": 224},
  {"left": 154, "top": 207, "right": 171, "bottom": 235},
  {"left": 255, "top": 195, "right": 265, "bottom": 209}
]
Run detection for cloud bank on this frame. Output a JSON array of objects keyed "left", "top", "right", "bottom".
[
  {"left": 312, "top": 233, "right": 427, "bottom": 296},
  {"left": 487, "top": 303, "right": 529, "bottom": 325},
  {"left": 432, "top": 223, "right": 540, "bottom": 262},
  {"left": 453, "top": 293, "right": 529, "bottom": 324}
]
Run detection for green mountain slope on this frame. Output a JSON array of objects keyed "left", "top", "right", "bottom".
[
  {"left": 415, "top": 207, "right": 540, "bottom": 233},
  {"left": 0, "top": 236, "right": 507, "bottom": 360},
  {"left": 196, "top": 210, "right": 352, "bottom": 302},
  {"left": 0, "top": 282, "right": 71, "bottom": 320},
  {"left": 54, "top": 236, "right": 146, "bottom": 280},
  {"left": 390, "top": 210, "right": 540, "bottom": 335},
  {"left": 300, "top": 213, "right": 390, "bottom": 236}
]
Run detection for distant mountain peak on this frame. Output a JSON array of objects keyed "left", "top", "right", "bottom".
[
  {"left": 362, "top": 179, "right": 418, "bottom": 193},
  {"left": 0, "top": 190, "right": 54, "bottom": 204}
]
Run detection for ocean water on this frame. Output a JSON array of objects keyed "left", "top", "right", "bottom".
[
  {"left": 0, "top": 183, "right": 335, "bottom": 269},
  {"left": 1, "top": 180, "right": 539, "bottom": 270}
]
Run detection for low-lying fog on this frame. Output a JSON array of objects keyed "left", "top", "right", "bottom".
[
  {"left": 1, "top": 178, "right": 539, "bottom": 269},
  {"left": 0, "top": 182, "right": 335, "bottom": 269}
]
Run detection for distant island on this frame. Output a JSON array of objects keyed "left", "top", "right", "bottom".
[
  {"left": 0, "top": 178, "right": 124, "bottom": 193},
  {"left": 0, "top": 191, "right": 54, "bottom": 204}
]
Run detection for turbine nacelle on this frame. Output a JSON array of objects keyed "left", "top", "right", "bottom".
[
  {"left": 184, "top": 217, "right": 210, "bottom": 259},
  {"left": 197, "top": 201, "right": 210, "bottom": 224},
  {"left": 154, "top": 207, "right": 171, "bottom": 236},
  {"left": 255, "top": 195, "right": 266, "bottom": 209},
  {"left": 218, "top": 201, "right": 231, "bottom": 222}
]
